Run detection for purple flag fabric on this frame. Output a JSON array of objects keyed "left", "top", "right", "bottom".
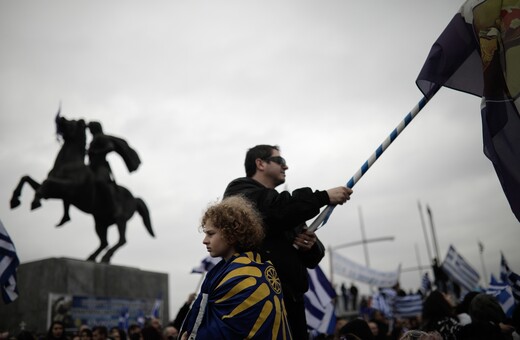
[{"left": 417, "top": 1, "right": 520, "bottom": 222}]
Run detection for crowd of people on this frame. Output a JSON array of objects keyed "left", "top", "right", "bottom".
[
  {"left": 319, "top": 288, "right": 520, "bottom": 340},
  {"left": 3, "top": 144, "right": 519, "bottom": 339}
]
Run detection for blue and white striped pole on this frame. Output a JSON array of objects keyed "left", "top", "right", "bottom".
[{"left": 308, "top": 85, "right": 440, "bottom": 232}]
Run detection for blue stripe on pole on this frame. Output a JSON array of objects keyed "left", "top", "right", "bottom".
[{"left": 309, "top": 85, "right": 440, "bottom": 231}]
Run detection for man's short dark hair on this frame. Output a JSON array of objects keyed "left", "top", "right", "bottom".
[{"left": 244, "top": 144, "right": 279, "bottom": 177}]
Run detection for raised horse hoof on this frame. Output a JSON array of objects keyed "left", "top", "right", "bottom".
[
  {"left": 56, "top": 216, "right": 71, "bottom": 227},
  {"left": 10, "top": 198, "right": 21, "bottom": 209},
  {"left": 31, "top": 200, "right": 42, "bottom": 210}
]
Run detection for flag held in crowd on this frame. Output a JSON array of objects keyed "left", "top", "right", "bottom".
[
  {"left": 416, "top": 0, "right": 520, "bottom": 222},
  {"left": 487, "top": 274, "right": 516, "bottom": 318},
  {"left": 0, "top": 219, "right": 20, "bottom": 304},
  {"left": 393, "top": 294, "right": 423, "bottom": 318},
  {"left": 191, "top": 256, "right": 220, "bottom": 274},
  {"left": 304, "top": 265, "right": 336, "bottom": 335},
  {"left": 500, "top": 253, "right": 520, "bottom": 303},
  {"left": 441, "top": 245, "right": 480, "bottom": 292}
]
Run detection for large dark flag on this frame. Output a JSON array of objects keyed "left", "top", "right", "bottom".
[
  {"left": 0, "top": 219, "right": 20, "bottom": 304},
  {"left": 417, "top": 0, "right": 520, "bottom": 222}
]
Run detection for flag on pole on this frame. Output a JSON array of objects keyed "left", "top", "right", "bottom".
[
  {"left": 0, "top": 219, "right": 20, "bottom": 304},
  {"left": 304, "top": 265, "right": 336, "bottom": 335},
  {"left": 487, "top": 274, "right": 516, "bottom": 318},
  {"left": 191, "top": 256, "right": 221, "bottom": 274},
  {"left": 500, "top": 253, "right": 520, "bottom": 303},
  {"left": 441, "top": 245, "right": 480, "bottom": 292},
  {"left": 416, "top": 0, "right": 520, "bottom": 222}
]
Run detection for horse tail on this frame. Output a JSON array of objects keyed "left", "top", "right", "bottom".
[{"left": 136, "top": 197, "right": 155, "bottom": 237}]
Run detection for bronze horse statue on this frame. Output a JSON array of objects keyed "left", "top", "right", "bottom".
[{"left": 10, "top": 114, "right": 155, "bottom": 263}]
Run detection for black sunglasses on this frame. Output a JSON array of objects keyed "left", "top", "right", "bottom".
[{"left": 265, "top": 156, "right": 287, "bottom": 166}]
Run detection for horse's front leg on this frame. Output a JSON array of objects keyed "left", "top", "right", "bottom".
[
  {"left": 87, "top": 222, "right": 109, "bottom": 262},
  {"left": 10, "top": 175, "right": 41, "bottom": 209},
  {"left": 100, "top": 220, "right": 127, "bottom": 263}
]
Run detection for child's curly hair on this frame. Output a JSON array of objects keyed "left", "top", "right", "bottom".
[{"left": 200, "top": 196, "right": 265, "bottom": 252}]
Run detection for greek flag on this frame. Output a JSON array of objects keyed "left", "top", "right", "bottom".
[
  {"left": 500, "top": 253, "right": 520, "bottom": 303},
  {"left": 151, "top": 298, "right": 161, "bottom": 318},
  {"left": 487, "top": 275, "right": 515, "bottom": 318},
  {"left": 394, "top": 294, "right": 423, "bottom": 318},
  {"left": 441, "top": 245, "right": 480, "bottom": 292},
  {"left": 0, "top": 219, "right": 20, "bottom": 304},
  {"left": 304, "top": 265, "right": 336, "bottom": 335},
  {"left": 421, "top": 272, "right": 432, "bottom": 294},
  {"left": 371, "top": 288, "right": 396, "bottom": 318},
  {"left": 191, "top": 256, "right": 221, "bottom": 274}
]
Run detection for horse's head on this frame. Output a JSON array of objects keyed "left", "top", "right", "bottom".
[{"left": 56, "top": 116, "right": 87, "bottom": 143}]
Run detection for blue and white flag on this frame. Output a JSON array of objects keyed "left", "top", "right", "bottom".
[
  {"left": 118, "top": 307, "right": 130, "bottom": 330},
  {"left": 500, "top": 253, "right": 520, "bottom": 303},
  {"left": 487, "top": 274, "right": 515, "bottom": 318},
  {"left": 191, "top": 256, "right": 221, "bottom": 274},
  {"left": 441, "top": 245, "right": 480, "bottom": 292},
  {"left": 151, "top": 298, "right": 161, "bottom": 318},
  {"left": 0, "top": 219, "right": 20, "bottom": 304},
  {"left": 304, "top": 265, "right": 336, "bottom": 335},
  {"left": 421, "top": 272, "right": 432, "bottom": 294},
  {"left": 371, "top": 288, "right": 396, "bottom": 318},
  {"left": 394, "top": 294, "right": 423, "bottom": 318}
]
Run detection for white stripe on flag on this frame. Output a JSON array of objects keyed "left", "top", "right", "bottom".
[
  {"left": 304, "top": 266, "right": 336, "bottom": 335},
  {"left": 441, "top": 245, "right": 480, "bottom": 291}
]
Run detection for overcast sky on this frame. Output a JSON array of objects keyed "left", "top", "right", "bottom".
[{"left": 1, "top": 0, "right": 519, "bottom": 318}]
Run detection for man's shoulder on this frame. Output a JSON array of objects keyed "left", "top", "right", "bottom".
[{"left": 224, "top": 177, "right": 265, "bottom": 197}]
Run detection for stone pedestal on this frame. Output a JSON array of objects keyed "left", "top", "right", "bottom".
[{"left": 0, "top": 257, "right": 169, "bottom": 335}]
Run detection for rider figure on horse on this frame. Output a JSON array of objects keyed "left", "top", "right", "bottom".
[{"left": 58, "top": 120, "right": 141, "bottom": 226}]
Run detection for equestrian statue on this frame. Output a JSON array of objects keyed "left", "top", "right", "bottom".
[{"left": 10, "top": 110, "right": 155, "bottom": 263}]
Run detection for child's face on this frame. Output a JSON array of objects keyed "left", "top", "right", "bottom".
[{"left": 202, "top": 220, "right": 235, "bottom": 260}]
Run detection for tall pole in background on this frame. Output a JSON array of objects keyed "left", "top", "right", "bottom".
[
  {"left": 415, "top": 243, "right": 424, "bottom": 281},
  {"left": 418, "top": 201, "right": 433, "bottom": 265},
  {"left": 478, "top": 240, "right": 488, "bottom": 288},
  {"left": 426, "top": 204, "right": 440, "bottom": 261},
  {"left": 358, "top": 206, "right": 370, "bottom": 268}
]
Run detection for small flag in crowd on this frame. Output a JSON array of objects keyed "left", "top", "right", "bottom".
[
  {"left": 371, "top": 288, "right": 396, "bottom": 318},
  {"left": 416, "top": 0, "right": 520, "bottom": 222},
  {"left": 151, "top": 298, "right": 161, "bottom": 318},
  {"left": 118, "top": 307, "right": 130, "bottom": 330},
  {"left": 441, "top": 245, "right": 480, "bottom": 292},
  {"left": 421, "top": 272, "right": 432, "bottom": 295},
  {"left": 304, "top": 265, "right": 336, "bottom": 335},
  {"left": 487, "top": 274, "right": 516, "bottom": 318},
  {"left": 500, "top": 253, "right": 520, "bottom": 303},
  {"left": 0, "top": 219, "right": 20, "bottom": 304},
  {"left": 394, "top": 294, "right": 423, "bottom": 318},
  {"left": 191, "top": 256, "right": 221, "bottom": 274}
]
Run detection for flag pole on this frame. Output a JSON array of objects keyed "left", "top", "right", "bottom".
[{"left": 308, "top": 85, "right": 441, "bottom": 232}]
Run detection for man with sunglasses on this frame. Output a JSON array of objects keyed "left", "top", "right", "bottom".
[{"left": 223, "top": 144, "right": 352, "bottom": 339}]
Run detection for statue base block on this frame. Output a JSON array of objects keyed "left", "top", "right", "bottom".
[{"left": 0, "top": 257, "right": 169, "bottom": 334}]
